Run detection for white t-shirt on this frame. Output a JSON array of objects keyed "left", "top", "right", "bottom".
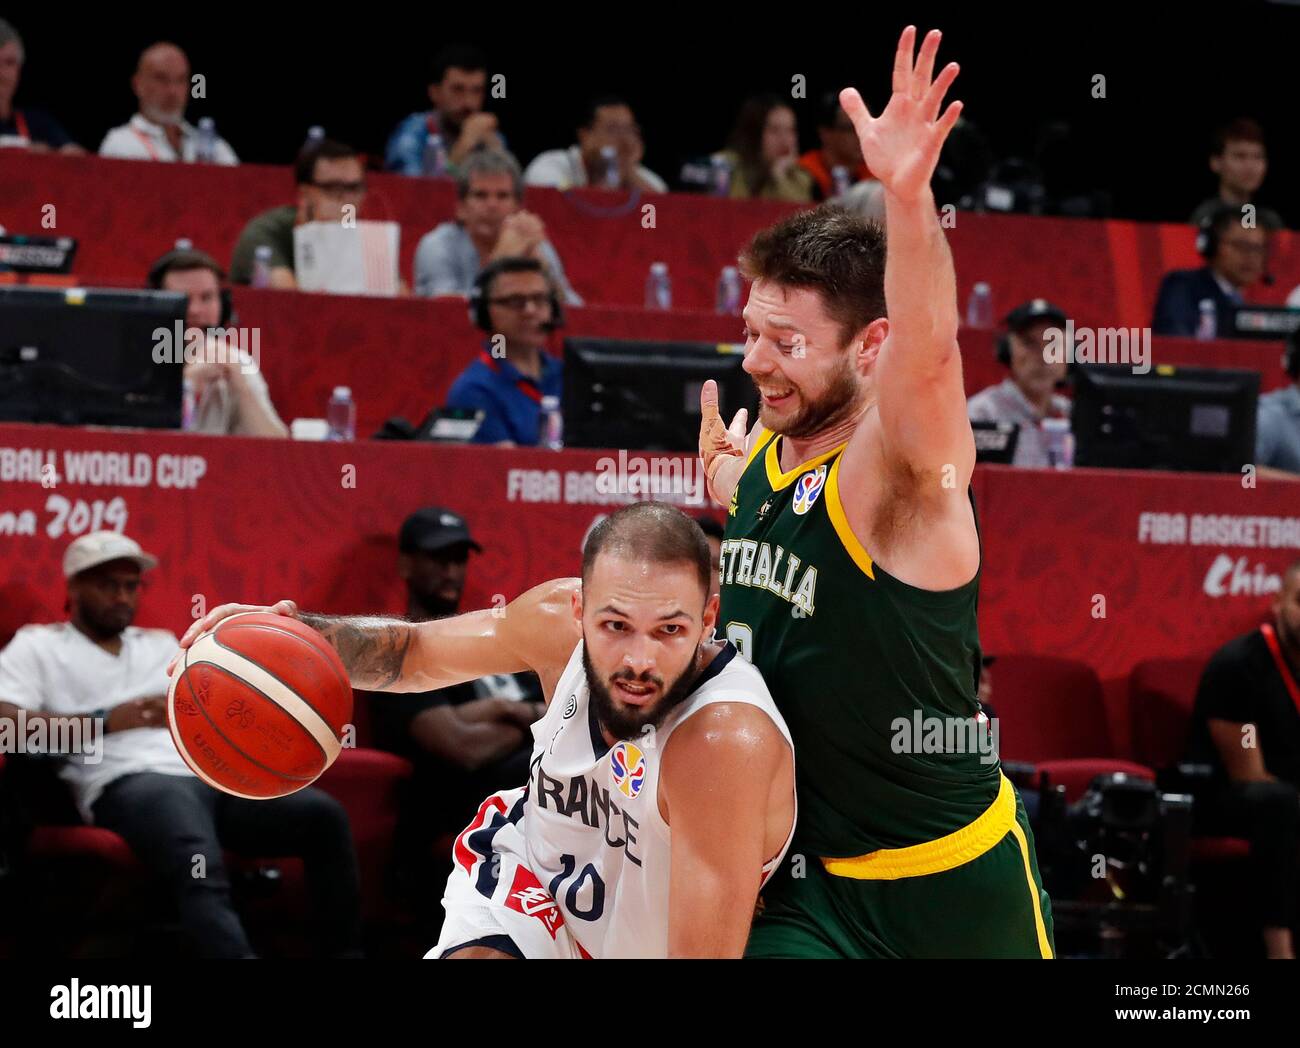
[
  {"left": 0, "top": 622, "right": 192, "bottom": 821},
  {"left": 99, "top": 113, "right": 239, "bottom": 165},
  {"left": 523, "top": 145, "right": 667, "bottom": 193}
]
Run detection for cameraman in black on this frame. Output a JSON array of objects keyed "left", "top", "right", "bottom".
[{"left": 1186, "top": 557, "right": 1300, "bottom": 959}]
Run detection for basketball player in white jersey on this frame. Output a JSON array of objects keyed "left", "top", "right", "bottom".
[{"left": 175, "top": 502, "right": 796, "bottom": 958}]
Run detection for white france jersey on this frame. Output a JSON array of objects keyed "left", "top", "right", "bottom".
[{"left": 522, "top": 639, "right": 795, "bottom": 958}]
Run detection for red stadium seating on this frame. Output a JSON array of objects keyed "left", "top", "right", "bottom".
[{"left": 990, "top": 654, "right": 1154, "bottom": 801}]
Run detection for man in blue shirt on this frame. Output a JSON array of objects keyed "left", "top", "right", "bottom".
[
  {"left": 445, "top": 257, "right": 563, "bottom": 446},
  {"left": 1257, "top": 329, "right": 1300, "bottom": 474},
  {"left": 385, "top": 44, "right": 505, "bottom": 177}
]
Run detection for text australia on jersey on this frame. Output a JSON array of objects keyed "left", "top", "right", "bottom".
[{"left": 719, "top": 538, "right": 819, "bottom": 616}]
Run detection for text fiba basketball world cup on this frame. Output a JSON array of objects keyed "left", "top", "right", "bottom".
[{"left": 529, "top": 750, "right": 643, "bottom": 867}]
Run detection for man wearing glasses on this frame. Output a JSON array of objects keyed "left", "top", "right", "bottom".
[
  {"left": 0, "top": 532, "right": 363, "bottom": 957},
  {"left": 1152, "top": 203, "right": 1272, "bottom": 337},
  {"left": 444, "top": 257, "right": 563, "bottom": 446},
  {"left": 229, "top": 138, "right": 369, "bottom": 289}
]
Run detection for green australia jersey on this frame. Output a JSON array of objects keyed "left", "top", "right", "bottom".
[{"left": 719, "top": 427, "right": 998, "bottom": 857}]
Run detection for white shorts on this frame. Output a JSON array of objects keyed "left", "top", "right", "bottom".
[{"left": 428, "top": 787, "right": 589, "bottom": 960}]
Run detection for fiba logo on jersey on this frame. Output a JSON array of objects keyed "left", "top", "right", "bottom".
[
  {"left": 610, "top": 742, "right": 647, "bottom": 799},
  {"left": 792, "top": 466, "right": 827, "bottom": 516},
  {"left": 563, "top": 693, "right": 578, "bottom": 718}
]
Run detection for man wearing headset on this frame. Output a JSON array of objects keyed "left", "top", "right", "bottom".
[
  {"left": 966, "top": 298, "right": 1071, "bottom": 467},
  {"left": 1256, "top": 328, "right": 1300, "bottom": 475},
  {"left": 1152, "top": 203, "right": 1271, "bottom": 337},
  {"left": 148, "top": 246, "right": 288, "bottom": 437},
  {"left": 443, "top": 257, "right": 563, "bottom": 446}
]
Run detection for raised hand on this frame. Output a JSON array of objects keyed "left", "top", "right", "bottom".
[
  {"left": 839, "top": 26, "right": 962, "bottom": 204},
  {"left": 699, "top": 379, "right": 748, "bottom": 506}
]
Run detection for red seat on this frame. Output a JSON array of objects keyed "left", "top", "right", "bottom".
[
  {"left": 1129, "top": 657, "right": 1205, "bottom": 771},
  {"left": 988, "top": 655, "right": 1157, "bottom": 803}
]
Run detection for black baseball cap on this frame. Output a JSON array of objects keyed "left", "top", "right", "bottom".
[
  {"left": 399, "top": 507, "right": 482, "bottom": 555},
  {"left": 1004, "top": 299, "right": 1067, "bottom": 333}
]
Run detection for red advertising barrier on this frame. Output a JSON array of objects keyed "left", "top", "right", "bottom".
[
  {"left": 1, "top": 422, "right": 1296, "bottom": 756},
  {"left": 6, "top": 151, "right": 1300, "bottom": 325},
  {"left": 224, "top": 289, "right": 1292, "bottom": 439}
]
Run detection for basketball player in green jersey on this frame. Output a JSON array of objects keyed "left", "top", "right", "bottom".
[{"left": 699, "top": 25, "right": 1054, "bottom": 958}]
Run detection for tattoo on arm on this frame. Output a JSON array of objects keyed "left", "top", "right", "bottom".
[{"left": 299, "top": 613, "right": 414, "bottom": 690}]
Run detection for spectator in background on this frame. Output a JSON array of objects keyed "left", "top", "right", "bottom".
[
  {"left": 524, "top": 95, "right": 667, "bottom": 192},
  {"left": 370, "top": 507, "right": 543, "bottom": 926},
  {"left": 967, "top": 299, "right": 1071, "bottom": 467},
  {"left": 799, "top": 90, "right": 872, "bottom": 201},
  {"left": 1189, "top": 119, "right": 1283, "bottom": 231},
  {"left": 1256, "top": 327, "right": 1300, "bottom": 474},
  {"left": 714, "top": 94, "right": 813, "bottom": 203},
  {"left": 695, "top": 515, "right": 724, "bottom": 602},
  {"left": 413, "top": 150, "right": 581, "bottom": 304},
  {"left": 0, "top": 20, "right": 84, "bottom": 153},
  {"left": 1184, "top": 557, "right": 1300, "bottom": 959},
  {"left": 1152, "top": 204, "right": 1271, "bottom": 337},
  {"left": 0, "top": 532, "right": 361, "bottom": 958},
  {"left": 147, "top": 246, "right": 287, "bottom": 437},
  {"left": 445, "top": 257, "right": 562, "bottom": 445},
  {"left": 99, "top": 43, "right": 237, "bottom": 164},
  {"left": 228, "top": 139, "right": 366, "bottom": 289},
  {"left": 385, "top": 43, "right": 507, "bottom": 176}
]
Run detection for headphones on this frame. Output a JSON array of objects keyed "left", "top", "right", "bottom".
[
  {"left": 1196, "top": 203, "right": 1274, "bottom": 285},
  {"left": 148, "top": 246, "right": 233, "bottom": 327},
  {"left": 468, "top": 257, "right": 563, "bottom": 334},
  {"left": 997, "top": 299, "right": 1069, "bottom": 367}
]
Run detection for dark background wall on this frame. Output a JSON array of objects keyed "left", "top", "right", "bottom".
[{"left": 8, "top": 2, "right": 1298, "bottom": 224}]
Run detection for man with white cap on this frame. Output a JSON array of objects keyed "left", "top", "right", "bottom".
[{"left": 0, "top": 532, "right": 361, "bottom": 958}]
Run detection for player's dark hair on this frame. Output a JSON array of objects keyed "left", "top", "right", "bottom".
[
  {"left": 740, "top": 203, "right": 887, "bottom": 347},
  {"left": 582, "top": 503, "right": 711, "bottom": 600},
  {"left": 294, "top": 138, "right": 361, "bottom": 185},
  {"left": 429, "top": 43, "right": 488, "bottom": 85}
]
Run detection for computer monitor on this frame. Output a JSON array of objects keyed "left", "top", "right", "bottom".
[
  {"left": 1072, "top": 364, "right": 1259, "bottom": 474},
  {"left": 1221, "top": 304, "right": 1300, "bottom": 341},
  {"left": 0, "top": 286, "right": 186, "bottom": 428},
  {"left": 562, "top": 338, "right": 758, "bottom": 452}
]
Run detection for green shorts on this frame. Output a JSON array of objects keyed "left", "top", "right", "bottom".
[{"left": 748, "top": 783, "right": 1055, "bottom": 959}]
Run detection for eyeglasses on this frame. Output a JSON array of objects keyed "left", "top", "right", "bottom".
[
  {"left": 489, "top": 293, "right": 552, "bottom": 311},
  {"left": 310, "top": 180, "right": 367, "bottom": 197}
]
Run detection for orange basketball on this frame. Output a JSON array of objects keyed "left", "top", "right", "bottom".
[{"left": 167, "top": 612, "right": 353, "bottom": 799}]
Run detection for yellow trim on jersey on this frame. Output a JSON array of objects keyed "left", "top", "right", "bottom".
[
  {"left": 824, "top": 453, "right": 875, "bottom": 580},
  {"left": 820, "top": 774, "right": 1016, "bottom": 881},
  {"left": 1009, "top": 818, "right": 1055, "bottom": 958},
  {"left": 745, "top": 425, "right": 773, "bottom": 468},
  {"left": 763, "top": 435, "right": 848, "bottom": 491}
]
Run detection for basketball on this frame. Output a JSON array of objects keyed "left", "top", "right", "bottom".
[{"left": 167, "top": 612, "right": 352, "bottom": 799}]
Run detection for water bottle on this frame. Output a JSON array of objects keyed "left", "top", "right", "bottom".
[
  {"left": 251, "top": 245, "right": 273, "bottom": 289},
  {"left": 181, "top": 376, "right": 197, "bottom": 431},
  {"left": 1042, "top": 417, "right": 1074, "bottom": 469},
  {"left": 304, "top": 125, "right": 325, "bottom": 150},
  {"left": 538, "top": 395, "right": 564, "bottom": 449},
  {"left": 831, "top": 164, "right": 853, "bottom": 197},
  {"left": 711, "top": 155, "right": 732, "bottom": 197},
  {"left": 195, "top": 117, "right": 217, "bottom": 163},
  {"left": 423, "top": 133, "right": 449, "bottom": 177},
  {"left": 716, "top": 265, "right": 742, "bottom": 315},
  {"left": 326, "top": 386, "right": 356, "bottom": 441},
  {"left": 966, "top": 282, "right": 994, "bottom": 329},
  {"left": 1196, "top": 298, "right": 1217, "bottom": 341},
  {"left": 600, "top": 145, "right": 620, "bottom": 189},
  {"left": 645, "top": 262, "right": 672, "bottom": 310}
]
